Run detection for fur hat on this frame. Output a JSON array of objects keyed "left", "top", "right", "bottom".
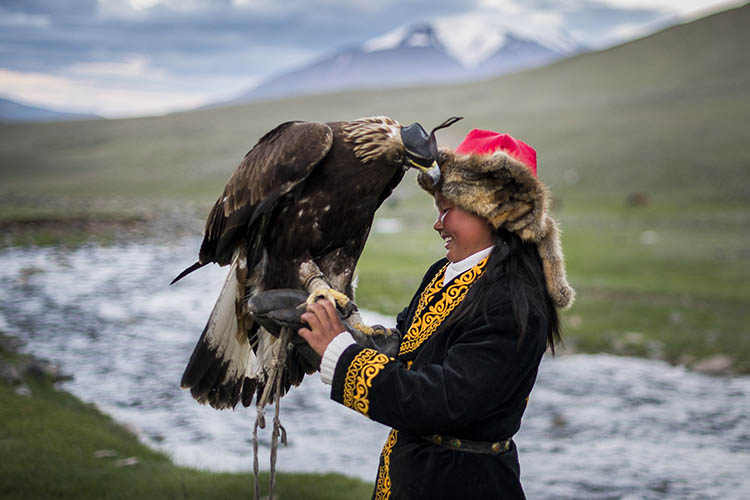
[{"left": 419, "top": 129, "right": 575, "bottom": 309}]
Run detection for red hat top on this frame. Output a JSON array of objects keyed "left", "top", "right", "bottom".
[{"left": 455, "top": 129, "right": 537, "bottom": 177}]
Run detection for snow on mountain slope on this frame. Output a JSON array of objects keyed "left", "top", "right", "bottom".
[
  {"left": 226, "top": 19, "right": 584, "bottom": 104},
  {"left": 365, "top": 17, "right": 583, "bottom": 68}
]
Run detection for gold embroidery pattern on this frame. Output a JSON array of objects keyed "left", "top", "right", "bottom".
[
  {"left": 342, "top": 348, "right": 390, "bottom": 417},
  {"left": 375, "top": 429, "right": 398, "bottom": 500},
  {"left": 395, "top": 264, "right": 446, "bottom": 354},
  {"left": 398, "top": 257, "right": 488, "bottom": 355}
]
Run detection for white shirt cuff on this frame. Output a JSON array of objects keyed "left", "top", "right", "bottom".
[{"left": 320, "top": 332, "right": 357, "bottom": 385}]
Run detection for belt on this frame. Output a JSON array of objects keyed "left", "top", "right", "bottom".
[{"left": 423, "top": 434, "right": 513, "bottom": 455}]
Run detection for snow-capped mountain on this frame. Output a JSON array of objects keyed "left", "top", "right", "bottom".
[
  {"left": 228, "top": 20, "right": 585, "bottom": 104},
  {"left": 373, "top": 18, "right": 582, "bottom": 69}
]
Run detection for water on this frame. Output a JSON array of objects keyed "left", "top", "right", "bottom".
[{"left": 0, "top": 240, "right": 748, "bottom": 499}]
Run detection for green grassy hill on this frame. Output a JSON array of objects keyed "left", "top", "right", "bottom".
[
  {"left": 1, "top": 4, "right": 749, "bottom": 372},
  {"left": 0, "top": 333, "right": 372, "bottom": 499},
  {"left": 1, "top": 4, "right": 748, "bottom": 205}
]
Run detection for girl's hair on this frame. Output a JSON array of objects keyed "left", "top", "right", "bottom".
[{"left": 445, "top": 228, "right": 562, "bottom": 353}]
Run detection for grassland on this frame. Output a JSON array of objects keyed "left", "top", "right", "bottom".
[
  {"left": 0, "top": 332, "right": 373, "bottom": 499},
  {"left": 1, "top": 3, "right": 749, "bottom": 379}
]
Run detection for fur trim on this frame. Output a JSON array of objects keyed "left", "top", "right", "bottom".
[{"left": 419, "top": 148, "right": 575, "bottom": 309}]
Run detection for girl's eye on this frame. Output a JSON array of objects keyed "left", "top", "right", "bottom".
[{"left": 439, "top": 207, "right": 450, "bottom": 223}]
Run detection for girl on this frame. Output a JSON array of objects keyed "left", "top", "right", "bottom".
[{"left": 300, "top": 129, "right": 574, "bottom": 499}]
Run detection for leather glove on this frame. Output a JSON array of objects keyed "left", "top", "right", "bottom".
[{"left": 247, "top": 289, "right": 402, "bottom": 358}]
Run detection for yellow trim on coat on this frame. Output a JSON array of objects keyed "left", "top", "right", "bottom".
[
  {"left": 398, "top": 257, "right": 488, "bottom": 355},
  {"left": 342, "top": 348, "right": 390, "bottom": 417},
  {"left": 375, "top": 429, "right": 398, "bottom": 500}
]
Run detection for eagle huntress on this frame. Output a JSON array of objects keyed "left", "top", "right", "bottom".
[{"left": 172, "top": 116, "right": 463, "bottom": 417}]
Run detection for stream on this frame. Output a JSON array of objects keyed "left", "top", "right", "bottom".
[{"left": 0, "top": 239, "right": 748, "bottom": 499}]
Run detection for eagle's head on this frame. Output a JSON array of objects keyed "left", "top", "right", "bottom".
[{"left": 401, "top": 116, "right": 463, "bottom": 186}]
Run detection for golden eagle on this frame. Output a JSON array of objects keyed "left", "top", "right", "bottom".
[{"left": 173, "top": 115, "right": 461, "bottom": 413}]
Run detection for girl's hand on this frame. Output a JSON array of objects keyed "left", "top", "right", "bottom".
[{"left": 298, "top": 299, "right": 346, "bottom": 357}]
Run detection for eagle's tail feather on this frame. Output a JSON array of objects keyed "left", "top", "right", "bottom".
[
  {"left": 241, "top": 376, "right": 258, "bottom": 407},
  {"left": 189, "top": 353, "right": 228, "bottom": 400},
  {"left": 180, "top": 255, "right": 256, "bottom": 410}
]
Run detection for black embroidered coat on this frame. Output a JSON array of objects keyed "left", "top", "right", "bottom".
[{"left": 330, "top": 257, "right": 548, "bottom": 500}]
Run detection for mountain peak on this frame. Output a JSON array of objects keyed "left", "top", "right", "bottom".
[
  {"left": 431, "top": 18, "right": 509, "bottom": 68},
  {"left": 228, "top": 18, "right": 584, "bottom": 105},
  {"left": 399, "top": 23, "right": 443, "bottom": 49},
  {"left": 362, "top": 19, "right": 581, "bottom": 69},
  {"left": 362, "top": 22, "right": 444, "bottom": 53}
]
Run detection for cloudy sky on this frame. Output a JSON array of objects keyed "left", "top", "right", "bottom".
[{"left": 0, "top": 0, "right": 741, "bottom": 117}]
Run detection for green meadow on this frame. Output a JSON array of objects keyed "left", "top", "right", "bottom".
[
  {"left": 0, "top": 333, "right": 372, "bottom": 499},
  {"left": 1, "top": 2, "right": 748, "bottom": 382}
]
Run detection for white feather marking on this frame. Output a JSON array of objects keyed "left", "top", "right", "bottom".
[
  {"left": 252, "top": 332, "right": 276, "bottom": 379},
  {"left": 205, "top": 260, "right": 240, "bottom": 354},
  {"left": 351, "top": 272, "right": 359, "bottom": 291},
  {"left": 244, "top": 349, "right": 258, "bottom": 380},
  {"left": 202, "top": 254, "right": 253, "bottom": 390}
]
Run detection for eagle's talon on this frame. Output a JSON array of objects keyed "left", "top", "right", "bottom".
[
  {"left": 352, "top": 322, "right": 376, "bottom": 336},
  {"left": 371, "top": 324, "right": 389, "bottom": 336},
  {"left": 306, "top": 288, "right": 351, "bottom": 311}
]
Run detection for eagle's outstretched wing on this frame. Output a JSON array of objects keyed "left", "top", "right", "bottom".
[{"left": 177, "top": 121, "right": 333, "bottom": 410}]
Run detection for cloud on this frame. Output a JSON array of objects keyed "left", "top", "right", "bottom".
[
  {"left": 0, "top": 0, "right": 741, "bottom": 117},
  {"left": 1, "top": 0, "right": 97, "bottom": 18},
  {"left": 68, "top": 55, "right": 167, "bottom": 79},
  {"left": 598, "top": 0, "right": 741, "bottom": 16},
  {"left": 0, "top": 67, "right": 253, "bottom": 117},
  {"left": 129, "top": 0, "right": 164, "bottom": 10},
  {"left": 0, "top": 0, "right": 472, "bottom": 97},
  {"left": 0, "top": 12, "right": 51, "bottom": 28}
]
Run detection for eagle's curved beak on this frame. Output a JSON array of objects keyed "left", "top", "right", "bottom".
[
  {"left": 421, "top": 161, "right": 441, "bottom": 186},
  {"left": 406, "top": 157, "right": 441, "bottom": 186},
  {"left": 407, "top": 158, "right": 441, "bottom": 186}
]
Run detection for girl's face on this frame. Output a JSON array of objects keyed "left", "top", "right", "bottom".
[{"left": 433, "top": 192, "right": 494, "bottom": 263}]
